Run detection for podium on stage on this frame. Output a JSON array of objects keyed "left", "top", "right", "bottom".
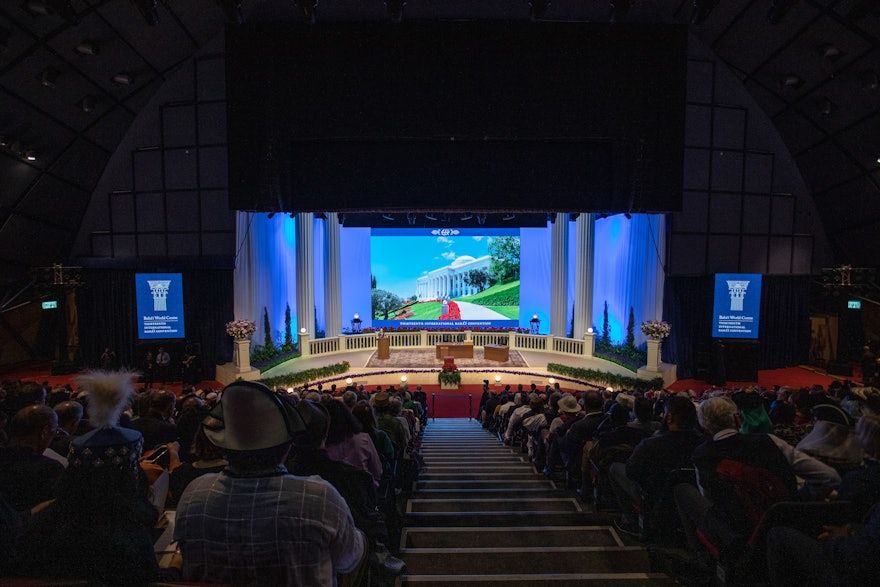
[{"left": 377, "top": 337, "right": 390, "bottom": 360}]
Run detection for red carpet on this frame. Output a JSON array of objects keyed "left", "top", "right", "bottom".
[{"left": 666, "top": 365, "right": 843, "bottom": 393}]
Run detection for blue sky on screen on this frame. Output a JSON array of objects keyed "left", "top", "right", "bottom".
[{"left": 371, "top": 229, "right": 515, "bottom": 299}]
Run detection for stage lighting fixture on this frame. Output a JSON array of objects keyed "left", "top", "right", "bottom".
[
  {"left": 294, "top": 0, "right": 318, "bottom": 25},
  {"left": 382, "top": 214, "right": 395, "bottom": 221},
  {"left": 691, "top": 0, "right": 718, "bottom": 25},
  {"left": 267, "top": 212, "right": 276, "bottom": 219},
  {"left": 609, "top": 0, "right": 631, "bottom": 23},
  {"left": 502, "top": 214, "right": 516, "bottom": 221},
  {"left": 548, "top": 378, "right": 555, "bottom": 385},
  {"left": 79, "top": 95, "right": 97, "bottom": 113},
  {"left": 39, "top": 67, "right": 59, "bottom": 88},
  {"left": 220, "top": 0, "right": 244, "bottom": 24},
  {"left": 424, "top": 213, "right": 438, "bottom": 221},
  {"left": 528, "top": 0, "right": 551, "bottom": 21},
  {"left": 25, "top": 151, "right": 37, "bottom": 161},
  {"left": 624, "top": 212, "right": 632, "bottom": 219},
  {"left": 133, "top": 0, "right": 160, "bottom": 26},
  {"left": 460, "top": 214, "right": 473, "bottom": 221},
  {"left": 74, "top": 40, "right": 98, "bottom": 56},
  {"left": 385, "top": 0, "right": 406, "bottom": 23},
  {"left": 476, "top": 214, "right": 487, "bottom": 225},
  {"left": 406, "top": 213, "right": 417, "bottom": 225},
  {"left": 112, "top": 72, "right": 133, "bottom": 85},
  {"left": 781, "top": 74, "right": 802, "bottom": 88},
  {"left": 24, "top": 1, "right": 51, "bottom": 16}
]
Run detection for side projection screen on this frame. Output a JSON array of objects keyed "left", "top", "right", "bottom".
[
  {"left": 712, "top": 273, "right": 762, "bottom": 339},
  {"left": 136, "top": 273, "right": 185, "bottom": 339}
]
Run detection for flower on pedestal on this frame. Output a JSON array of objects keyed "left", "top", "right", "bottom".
[
  {"left": 226, "top": 319, "right": 256, "bottom": 340},
  {"left": 640, "top": 320, "right": 671, "bottom": 340},
  {"left": 438, "top": 361, "right": 461, "bottom": 387}
]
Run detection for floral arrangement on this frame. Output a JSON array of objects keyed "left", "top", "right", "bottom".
[
  {"left": 226, "top": 319, "right": 257, "bottom": 340},
  {"left": 438, "top": 363, "right": 462, "bottom": 386},
  {"left": 640, "top": 320, "right": 671, "bottom": 340},
  {"left": 438, "top": 300, "right": 462, "bottom": 320}
]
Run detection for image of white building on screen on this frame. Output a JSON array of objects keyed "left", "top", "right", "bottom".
[{"left": 416, "top": 255, "right": 492, "bottom": 300}]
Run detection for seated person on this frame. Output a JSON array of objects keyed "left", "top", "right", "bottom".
[
  {"left": 796, "top": 404, "right": 864, "bottom": 475},
  {"left": 166, "top": 424, "right": 227, "bottom": 508},
  {"left": 0, "top": 405, "right": 63, "bottom": 512},
  {"left": 175, "top": 381, "right": 365, "bottom": 586},
  {"left": 838, "top": 413, "right": 880, "bottom": 519},
  {"left": 324, "top": 399, "right": 382, "bottom": 488},
  {"left": 12, "top": 370, "right": 180, "bottom": 584}
]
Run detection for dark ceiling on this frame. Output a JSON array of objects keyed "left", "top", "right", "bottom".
[{"left": 1, "top": 0, "right": 879, "bottom": 284}]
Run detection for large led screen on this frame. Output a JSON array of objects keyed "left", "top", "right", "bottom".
[
  {"left": 712, "top": 273, "right": 762, "bottom": 339},
  {"left": 370, "top": 228, "right": 520, "bottom": 329},
  {"left": 136, "top": 273, "right": 186, "bottom": 339}
]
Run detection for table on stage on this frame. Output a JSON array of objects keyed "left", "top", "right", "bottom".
[
  {"left": 484, "top": 344, "right": 510, "bottom": 362},
  {"left": 435, "top": 341, "right": 474, "bottom": 359}
]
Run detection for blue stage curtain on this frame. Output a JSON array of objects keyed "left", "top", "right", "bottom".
[
  {"left": 592, "top": 214, "right": 666, "bottom": 345},
  {"left": 234, "top": 212, "right": 298, "bottom": 347}
]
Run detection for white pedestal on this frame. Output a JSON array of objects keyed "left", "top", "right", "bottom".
[
  {"left": 440, "top": 382, "right": 460, "bottom": 390},
  {"left": 233, "top": 339, "right": 252, "bottom": 372},
  {"left": 638, "top": 363, "right": 678, "bottom": 388},
  {"left": 646, "top": 338, "right": 662, "bottom": 371},
  {"left": 215, "top": 362, "right": 261, "bottom": 386}
]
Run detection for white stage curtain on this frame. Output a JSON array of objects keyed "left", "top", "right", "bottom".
[
  {"left": 592, "top": 213, "right": 666, "bottom": 347},
  {"left": 234, "top": 212, "right": 298, "bottom": 348}
]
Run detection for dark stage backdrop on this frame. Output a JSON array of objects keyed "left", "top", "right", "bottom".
[
  {"left": 226, "top": 21, "right": 687, "bottom": 214},
  {"left": 77, "top": 263, "right": 234, "bottom": 381},
  {"left": 664, "top": 275, "right": 812, "bottom": 380}
]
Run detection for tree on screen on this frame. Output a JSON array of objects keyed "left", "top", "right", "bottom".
[
  {"left": 488, "top": 236, "right": 520, "bottom": 284},
  {"left": 463, "top": 268, "right": 492, "bottom": 292},
  {"left": 372, "top": 289, "right": 403, "bottom": 320}
]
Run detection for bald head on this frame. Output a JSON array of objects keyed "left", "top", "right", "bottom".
[{"left": 54, "top": 400, "right": 84, "bottom": 434}]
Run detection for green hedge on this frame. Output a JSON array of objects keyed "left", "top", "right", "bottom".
[
  {"left": 547, "top": 362, "right": 664, "bottom": 391},
  {"left": 260, "top": 361, "right": 351, "bottom": 388}
]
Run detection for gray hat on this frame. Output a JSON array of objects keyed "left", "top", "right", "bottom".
[
  {"left": 558, "top": 394, "right": 581, "bottom": 414},
  {"left": 203, "top": 381, "right": 305, "bottom": 451}
]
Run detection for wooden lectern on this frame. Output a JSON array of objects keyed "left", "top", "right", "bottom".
[{"left": 377, "top": 337, "right": 391, "bottom": 360}]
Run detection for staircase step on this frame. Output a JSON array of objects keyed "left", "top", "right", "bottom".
[
  {"left": 400, "top": 546, "right": 650, "bottom": 575},
  {"left": 414, "top": 488, "right": 566, "bottom": 500},
  {"left": 405, "top": 511, "right": 612, "bottom": 527},
  {"left": 417, "top": 479, "right": 557, "bottom": 490},
  {"left": 402, "top": 526, "right": 622, "bottom": 549},
  {"left": 407, "top": 498, "right": 583, "bottom": 513},
  {"left": 402, "top": 573, "right": 677, "bottom": 586},
  {"left": 423, "top": 464, "right": 534, "bottom": 473},
  {"left": 419, "top": 472, "right": 539, "bottom": 481}
]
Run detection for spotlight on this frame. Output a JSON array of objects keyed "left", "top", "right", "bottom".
[
  {"left": 219, "top": 0, "right": 244, "bottom": 24},
  {"left": 691, "top": 0, "right": 718, "bottom": 25},
  {"left": 39, "top": 67, "right": 59, "bottom": 88},
  {"left": 79, "top": 95, "right": 97, "bottom": 113},
  {"left": 294, "top": 0, "right": 317, "bottom": 25},
  {"left": 528, "top": 0, "right": 551, "bottom": 22},
  {"left": 502, "top": 214, "right": 516, "bottom": 221},
  {"left": 781, "top": 74, "right": 802, "bottom": 88},
  {"left": 385, "top": 0, "right": 406, "bottom": 23},
  {"left": 25, "top": 151, "right": 37, "bottom": 161},
  {"left": 74, "top": 40, "right": 98, "bottom": 56},
  {"left": 476, "top": 214, "right": 487, "bottom": 225},
  {"left": 609, "top": 0, "right": 631, "bottom": 23},
  {"left": 382, "top": 214, "right": 395, "bottom": 221},
  {"left": 112, "top": 72, "right": 133, "bottom": 85},
  {"left": 133, "top": 0, "right": 160, "bottom": 26},
  {"left": 424, "top": 213, "right": 438, "bottom": 221}
]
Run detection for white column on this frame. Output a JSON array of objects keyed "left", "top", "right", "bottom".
[
  {"left": 323, "top": 212, "right": 342, "bottom": 337},
  {"left": 295, "top": 213, "right": 315, "bottom": 337},
  {"left": 550, "top": 212, "right": 569, "bottom": 337},
  {"left": 573, "top": 213, "right": 596, "bottom": 338},
  {"left": 646, "top": 339, "right": 662, "bottom": 372}
]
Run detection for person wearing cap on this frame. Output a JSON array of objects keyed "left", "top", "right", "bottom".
[
  {"left": 12, "top": 370, "right": 180, "bottom": 584},
  {"left": 174, "top": 381, "right": 365, "bottom": 587}
]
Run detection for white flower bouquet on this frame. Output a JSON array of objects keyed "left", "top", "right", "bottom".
[
  {"left": 641, "top": 320, "right": 671, "bottom": 339},
  {"left": 226, "top": 319, "right": 256, "bottom": 340}
]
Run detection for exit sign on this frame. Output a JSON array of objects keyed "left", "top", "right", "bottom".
[{"left": 847, "top": 300, "right": 861, "bottom": 309}]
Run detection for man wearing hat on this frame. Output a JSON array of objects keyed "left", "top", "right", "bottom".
[{"left": 174, "top": 381, "right": 365, "bottom": 587}]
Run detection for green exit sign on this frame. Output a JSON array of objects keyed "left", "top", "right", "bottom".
[
  {"left": 41, "top": 300, "right": 58, "bottom": 310},
  {"left": 847, "top": 300, "right": 861, "bottom": 309}
]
